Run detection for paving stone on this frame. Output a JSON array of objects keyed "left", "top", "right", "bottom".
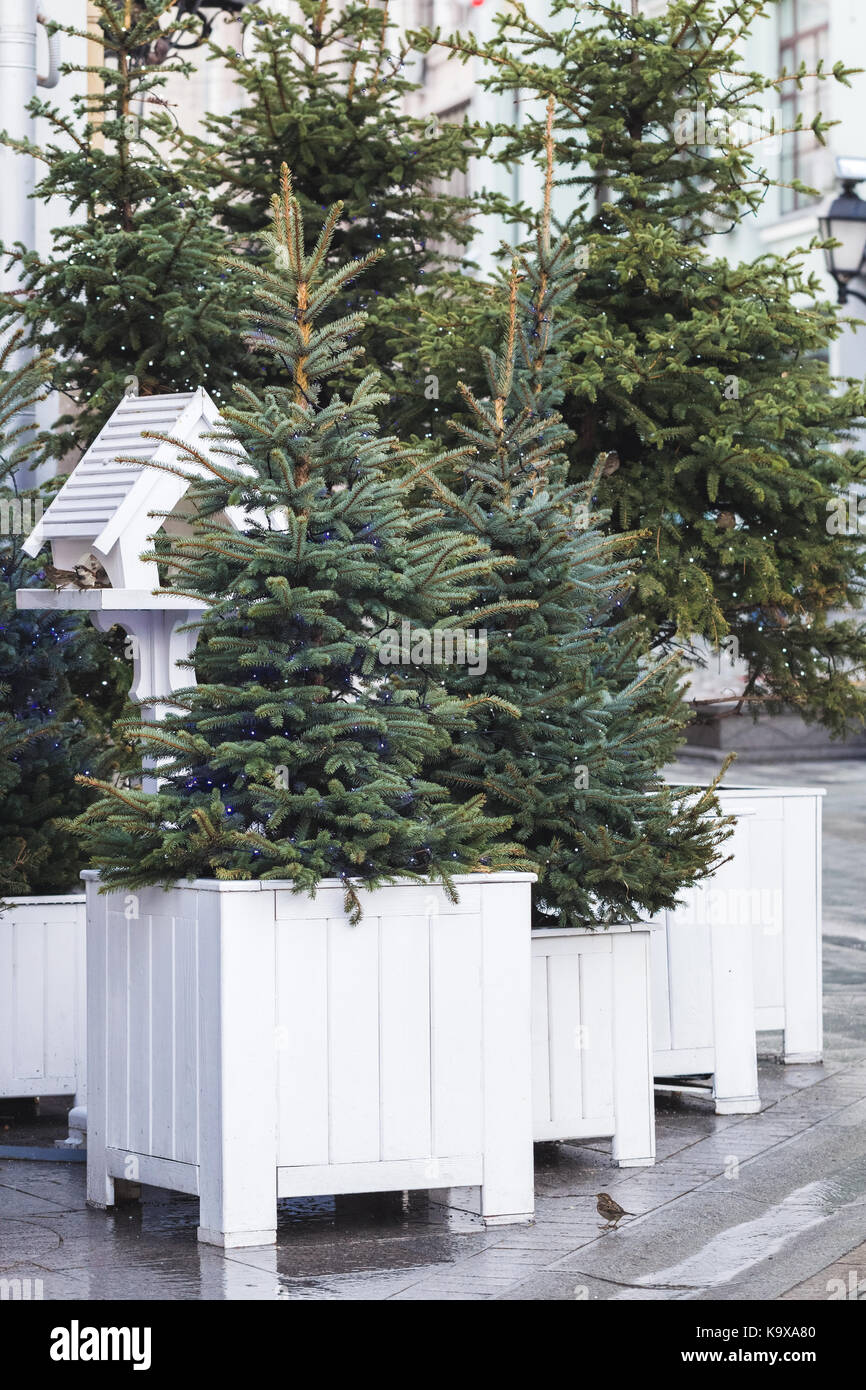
[{"left": 461, "top": 1247, "right": 560, "bottom": 1268}]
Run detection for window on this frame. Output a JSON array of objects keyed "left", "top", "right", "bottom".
[{"left": 779, "top": 0, "right": 830, "bottom": 213}]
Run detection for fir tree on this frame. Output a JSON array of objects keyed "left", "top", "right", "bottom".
[
  {"left": 0, "top": 693, "right": 44, "bottom": 898},
  {"left": 68, "top": 168, "right": 526, "bottom": 919},
  {"left": 419, "top": 106, "right": 729, "bottom": 926},
  {"left": 172, "top": 0, "right": 476, "bottom": 394},
  {"left": 408, "top": 0, "right": 866, "bottom": 734},
  {"left": 0, "top": 335, "right": 130, "bottom": 896},
  {"left": 0, "top": 0, "right": 249, "bottom": 464}
]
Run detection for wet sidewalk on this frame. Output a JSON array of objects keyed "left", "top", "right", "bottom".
[
  {"left": 2, "top": 1052, "right": 864, "bottom": 1300},
  {"left": 1, "top": 758, "right": 865, "bottom": 1301}
]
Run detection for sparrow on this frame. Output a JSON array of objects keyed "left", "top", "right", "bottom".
[
  {"left": 596, "top": 1192, "right": 634, "bottom": 1230},
  {"left": 44, "top": 555, "right": 110, "bottom": 590}
]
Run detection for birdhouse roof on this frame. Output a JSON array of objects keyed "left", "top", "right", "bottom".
[{"left": 23, "top": 387, "right": 226, "bottom": 558}]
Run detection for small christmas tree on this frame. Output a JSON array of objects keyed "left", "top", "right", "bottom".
[
  {"left": 409, "top": 0, "right": 866, "bottom": 733},
  {"left": 0, "top": 0, "right": 249, "bottom": 464},
  {"left": 0, "top": 335, "right": 130, "bottom": 895},
  {"left": 68, "top": 168, "right": 525, "bottom": 918},
  {"left": 419, "top": 105, "right": 729, "bottom": 926}
]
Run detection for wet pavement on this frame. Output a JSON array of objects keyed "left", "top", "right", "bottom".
[{"left": 1, "top": 757, "right": 864, "bottom": 1301}]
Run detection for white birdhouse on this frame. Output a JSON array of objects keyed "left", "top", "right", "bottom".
[
  {"left": 17, "top": 388, "right": 248, "bottom": 756},
  {"left": 22, "top": 386, "right": 238, "bottom": 588}
]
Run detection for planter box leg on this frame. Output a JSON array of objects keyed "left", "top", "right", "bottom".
[
  {"left": 710, "top": 912, "right": 760, "bottom": 1115},
  {"left": 86, "top": 1153, "right": 115, "bottom": 1209},
  {"left": 611, "top": 932, "right": 655, "bottom": 1167},
  {"left": 197, "top": 895, "right": 278, "bottom": 1248}
]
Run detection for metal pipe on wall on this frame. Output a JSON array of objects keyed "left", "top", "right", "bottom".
[
  {"left": 0, "top": 0, "right": 38, "bottom": 483},
  {"left": 0, "top": 0, "right": 38, "bottom": 309},
  {"left": 37, "top": 11, "right": 61, "bottom": 88},
  {"left": 0, "top": 3, "right": 65, "bottom": 483}
]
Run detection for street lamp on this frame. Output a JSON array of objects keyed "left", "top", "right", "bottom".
[
  {"left": 166, "top": 1, "right": 248, "bottom": 50},
  {"left": 818, "top": 157, "right": 866, "bottom": 307},
  {"left": 124, "top": 0, "right": 249, "bottom": 62}
]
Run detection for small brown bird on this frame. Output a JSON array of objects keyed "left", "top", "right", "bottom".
[
  {"left": 44, "top": 555, "right": 110, "bottom": 591},
  {"left": 596, "top": 1192, "right": 634, "bottom": 1230}
]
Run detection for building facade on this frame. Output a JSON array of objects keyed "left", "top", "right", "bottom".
[{"left": 397, "top": 0, "right": 866, "bottom": 379}]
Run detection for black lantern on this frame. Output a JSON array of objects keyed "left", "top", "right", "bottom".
[
  {"left": 126, "top": 0, "right": 249, "bottom": 62},
  {"left": 167, "top": 1, "right": 249, "bottom": 49},
  {"left": 818, "top": 157, "right": 866, "bottom": 307}
]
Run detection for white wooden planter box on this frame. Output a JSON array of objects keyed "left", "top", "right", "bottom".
[
  {"left": 0, "top": 895, "right": 86, "bottom": 1104},
  {"left": 84, "top": 872, "right": 536, "bottom": 1248},
  {"left": 649, "top": 784, "right": 824, "bottom": 1111},
  {"left": 531, "top": 925, "right": 655, "bottom": 1166},
  {"left": 649, "top": 810, "right": 761, "bottom": 1114},
  {"left": 716, "top": 787, "right": 823, "bottom": 1064}
]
